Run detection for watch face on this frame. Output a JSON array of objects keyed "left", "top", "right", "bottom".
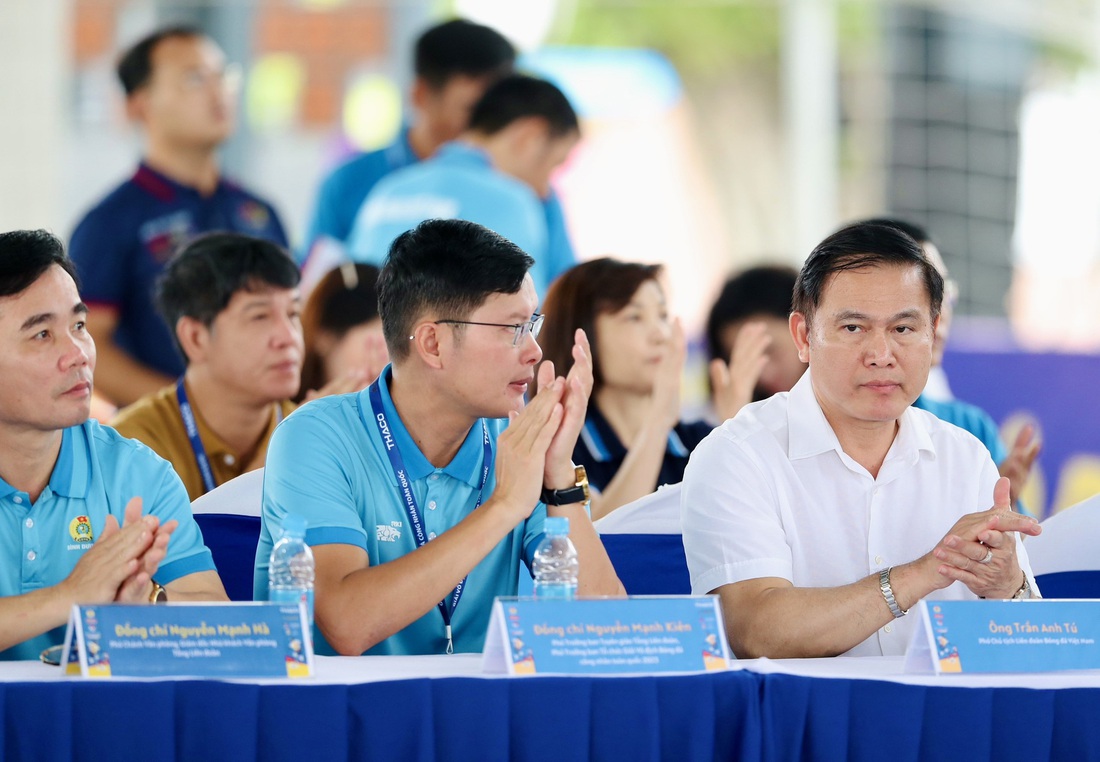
[{"left": 574, "top": 465, "right": 590, "bottom": 501}]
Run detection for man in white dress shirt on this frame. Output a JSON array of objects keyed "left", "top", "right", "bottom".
[{"left": 681, "top": 221, "right": 1041, "bottom": 659}]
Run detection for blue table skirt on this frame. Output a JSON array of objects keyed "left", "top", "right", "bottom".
[
  {"left": 0, "top": 671, "right": 762, "bottom": 762},
  {"left": 759, "top": 672, "right": 1100, "bottom": 761},
  {"left": 5, "top": 667, "right": 1100, "bottom": 761}
]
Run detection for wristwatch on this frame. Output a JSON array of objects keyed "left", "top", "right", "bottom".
[
  {"left": 540, "top": 465, "right": 590, "bottom": 506},
  {"left": 1012, "top": 575, "right": 1037, "bottom": 600},
  {"left": 149, "top": 580, "right": 168, "bottom": 604},
  {"left": 878, "top": 567, "right": 908, "bottom": 619}
]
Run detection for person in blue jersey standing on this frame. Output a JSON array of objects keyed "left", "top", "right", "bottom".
[
  {"left": 258, "top": 219, "right": 623, "bottom": 656},
  {"left": 69, "top": 26, "right": 288, "bottom": 407},
  {"left": 0, "top": 230, "right": 227, "bottom": 662},
  {"left": 301, "top": 18, "right": 516, "bottom": 264},
  {"left": 346, "top": 75, "right": 581, "bottom": 298}
]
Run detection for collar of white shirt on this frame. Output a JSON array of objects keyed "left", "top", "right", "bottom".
[{"left": 785, "top": 371, "right": 937, "bottom": 479}]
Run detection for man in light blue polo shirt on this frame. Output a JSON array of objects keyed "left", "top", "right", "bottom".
[
  {"left": 259, "top": 219, "right": 623, "bottom": 656},
  {"left": 346, "top": 75, "right": 580, "bottom": 298},
  {"left": 300, "top": 18, "right": 516, "bottom": 264},
  {"left": 0, "top": 230, "right": 227, "bottom": 661}
]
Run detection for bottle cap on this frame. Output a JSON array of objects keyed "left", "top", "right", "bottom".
[
  {"left": 544, "top": 516, "right": 570, "bottom": 536},
  {"left": 280, "top": 513, "right": 308, "bottom": 539}
]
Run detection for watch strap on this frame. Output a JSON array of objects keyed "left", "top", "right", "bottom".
[
  {"left": 540, "top": 484, "right": 587, "bottom": 506},
  {"left": 879, "top": 567, "right": 907, "bottom": 618}
]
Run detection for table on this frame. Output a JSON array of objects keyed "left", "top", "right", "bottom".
[
  {"left": 747, "top": 657, "right": 1100, "bottom": 761},
  {"left": 0, "top": 655, "right": 762, "bottom": 762},
  {"left": 3, "top": 655, "right": 1100, "bottom": 761}
]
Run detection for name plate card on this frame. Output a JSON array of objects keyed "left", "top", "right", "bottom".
[
  {"left": 905, "top": 599, "right": 1100, "bottom": 674},
  {"left": 482, "top": 596, "right": 731, "bottom": 675},
  {"left": 61, "top": 602, "right": 313, "bottom": 678}
]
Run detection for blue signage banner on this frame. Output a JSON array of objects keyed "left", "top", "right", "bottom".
[
  {"left": 905, "top": 599, "right": 1100, "bottom": 674},
  {"left": 61, "top": 602, "right": 313, "bottom": 678},
  {"left": 482, "top": 596, "right": 731, "bottom": 675}
]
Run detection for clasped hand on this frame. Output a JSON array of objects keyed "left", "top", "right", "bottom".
[
  {"left": 63, "top": 496, "right": 177, "bottom": 605},
  {"left": 493, "top": 329, "right": 593, "bottom": 517},
  {"left": 928, "top": 477, "right": 1041, "bottom": 598}
]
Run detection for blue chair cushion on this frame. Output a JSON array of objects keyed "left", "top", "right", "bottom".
[
  {"left": 600, "top": 533, "right": 691, "bottom": 595},
  {"left": 1035, "top": 571, "right": 1100, "bottom": 599},
  {"left": 194, "top": 513, "right": 262, "bottom": 602}
]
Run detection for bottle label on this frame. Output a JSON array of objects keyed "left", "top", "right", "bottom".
[
  {"left": 270, "top": 588, "right": 314, "bottom": 627},
  {"left": 534, "top": 582, "right": 577, "bottom": 600}
]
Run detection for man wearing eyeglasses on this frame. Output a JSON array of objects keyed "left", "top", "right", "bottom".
[
  {"left": 68, "top": 26, "right": 288, "bottom": 408},
  {"left": 257, "top": 219, "right": 624, "bottom": 656}
]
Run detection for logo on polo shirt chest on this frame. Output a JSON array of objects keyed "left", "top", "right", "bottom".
[
  {"left": 376, "top": 521, "right": 402, "bottom": 542},
  {"left": 237, "top": 200, "right": 270, "bottom": 231},
  {"left": 69, "top": 515, "right": 94, "bottom": 544},
  {"left": 139, "top": 211, "right": 193, "bottom": 264}
]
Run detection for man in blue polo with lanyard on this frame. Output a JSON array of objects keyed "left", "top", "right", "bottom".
[
  {"left": 69, "top": 25, "right": 288, "bottom": 408},
  {"left": 0, "top": 230, "right": 227, "bottom": 661},
  {"left": 345, "top": 74, "right": 581, "bottom": 298},
  {"left": 257, "top": 219, "right": 623, "bottom": 656},
  {"left": 301, "top": 18, "right": 515, "bottom": 265}
]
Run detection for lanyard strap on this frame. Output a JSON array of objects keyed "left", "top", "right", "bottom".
[
  {"left": 176, "top": 379, "right": 284, "bottom": 495},
  {"left": 176, "top": 378, "right": 217, "bottom": 494},
  {"left": 366, "top": 380, "right": 491, "bottom": 653}
]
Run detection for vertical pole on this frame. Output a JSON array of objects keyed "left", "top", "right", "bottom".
[{"left": 782, "top": 0, "right": 839, "bottom": 261}]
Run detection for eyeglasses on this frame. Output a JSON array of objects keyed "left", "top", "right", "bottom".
[
  {"left": 434, "top": 313, "right": 545, "bottom": 347},
  {"left": 171, "top": 63, "right": 242, "bottom": 92}
]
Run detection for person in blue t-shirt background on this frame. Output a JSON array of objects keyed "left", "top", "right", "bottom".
[
  {"left": 301, "top": 18, "right": 516, "bottom": 265},
  {"left": 0, "top": 230, "right": 227, "bottom": 662},
  {"left": 69, "top": 25, "right": 287, "bottom": 408},
  {"left": 347, "top": 74, "right": 580, "bottom": 298},
  {"left": 258, "top": 219, "right": 623, "bottom": 656}
]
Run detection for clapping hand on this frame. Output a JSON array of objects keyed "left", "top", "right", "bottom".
[{"left": 711, "top": 321, "right": 771, "bottom": 422}]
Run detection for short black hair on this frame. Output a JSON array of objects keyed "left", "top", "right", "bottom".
[
  {"left": 156, "top": 233, "right": 300, "bottom": 359},
  {"left": 117, "top": 24, "right": 205, "bottom": 96},
  {"left": 793, "top": 222, "right": 944, "bottom": 326},
  {"left": 0, "top": 229, "right": 78, "bottom": 298},
  {"left": 415, "top": 18, "right": 515, "bottom": 90},
  {"left": 378, "top": 219, "right": 534, "bottom": 361},
  {"left": 858, "top": 217, "right": 932, "bottom": 246},
  {"left": 468, "top": 74, "right": 579, "bottom": 139},
  {"left": 705, "top": 264, "right": 798, "bottom": 362}
]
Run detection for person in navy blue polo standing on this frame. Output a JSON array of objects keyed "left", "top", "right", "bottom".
[{"left": 69, "top": 25, "right": 287, "bottom": 407}]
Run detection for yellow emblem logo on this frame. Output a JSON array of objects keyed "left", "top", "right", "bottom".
[{"left": 69, "top": 515, "right": 93, "bottom": 543}]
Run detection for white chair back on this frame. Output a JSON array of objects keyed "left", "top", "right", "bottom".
[
  {"left": 190, "top": 467, "right": 265, "bottom": 517},
  {"left": 1026, "top": 493, "right": 1100, "bottom": 576},
  {"left": 593, "top": 483, "right": 683, "bottom": 535},
  {"left": 189, "top": 468, "right": 266, "bottom": 601},
  {"left": 593, "top": 483, "right": 689, "bottom": 595}
]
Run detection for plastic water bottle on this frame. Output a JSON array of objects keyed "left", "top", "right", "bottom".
[
  {"left": 532, "top": 516, "right": 579, "bottom": 599},
  {"left": 268, "top": 513, "right": 315, "bottom": 625}
]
